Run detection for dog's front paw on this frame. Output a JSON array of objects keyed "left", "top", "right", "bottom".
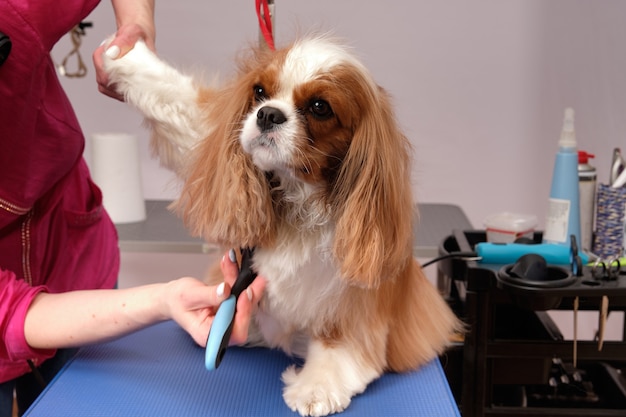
[
  {"left": 281, "top": 365, "right": 351, "bottom": 417},
  {"left": 100, "top": 39, "right": 160, "bottom": 92}
]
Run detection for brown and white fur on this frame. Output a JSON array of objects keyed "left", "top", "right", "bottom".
[{"left": 103, "top": 36, "right": 462, "bottom": 416}]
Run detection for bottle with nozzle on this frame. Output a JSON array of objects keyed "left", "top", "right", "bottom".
[{"left": 543, "top": 108, "right": 581, "bottom": 246}]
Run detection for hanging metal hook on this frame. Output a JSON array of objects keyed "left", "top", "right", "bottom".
[{"left": 57, "top": 21, "right": 92, "bottom": 78}]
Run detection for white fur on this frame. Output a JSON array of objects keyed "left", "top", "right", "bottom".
[
  {"left": 240, "top": 98, "right": 302, "bottom": 175},
  {"left": 102, "top": 40, "right": 203, "bottom": 173},
  {"left": 281, "top": 37, "right": 367, "bottom": 92},
  {"left": 252, "top": 227, "right": 340, "bottom": 341},
  {"left": 282, "top": 340, "right": 379, "bottom": 416}
]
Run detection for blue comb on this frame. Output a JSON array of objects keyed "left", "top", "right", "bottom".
[{"left": 205, "top": 247, "right": 257, "bottom": 370}]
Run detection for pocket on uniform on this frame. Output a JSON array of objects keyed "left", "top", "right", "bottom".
[{"left": 63, "top": 178, "right": 104, "bottom": 228}]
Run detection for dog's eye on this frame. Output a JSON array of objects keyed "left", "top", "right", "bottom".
[
  {"left": 253, "top": 85, "right": 268, "bottom": 102},
  {"left": 309, "top": 99, "right": 333, "bottom": 119}
]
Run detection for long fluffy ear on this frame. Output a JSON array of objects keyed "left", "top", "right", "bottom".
[
  {"left": 172, "top": 77, "right": 276, "bottom": 248},
  {"left": 332, "top": 86, "right": 414, "bottom": 288}
]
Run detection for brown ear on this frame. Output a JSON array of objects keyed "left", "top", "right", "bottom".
[
  {"left": 173, "top": 83, "right": 275, "bottom": 248},
  {"left": 332, "top": 88, "right": 414, "bottom": 288}
]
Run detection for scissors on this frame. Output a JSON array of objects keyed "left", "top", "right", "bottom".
[
  {"left": 569, "top": 235, "right": 625, "bottom": 279},
  {"left": 205, "top": 247, "right": 257, "bottom": 370}
]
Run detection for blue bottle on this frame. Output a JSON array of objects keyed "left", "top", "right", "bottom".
[{"left": 543, "top": 108, "right": 581, "bottom": 246}]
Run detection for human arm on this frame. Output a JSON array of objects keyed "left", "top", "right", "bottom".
[
  {"left": 93, "top": 0, "right": 156, "bottom": 100},
  {"left": 23, "top": 253, "right": 266, "bottom": 350}
]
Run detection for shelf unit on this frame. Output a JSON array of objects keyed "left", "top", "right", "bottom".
[{"left": 439, "top": 230, "right": 626, "bottom": 416}]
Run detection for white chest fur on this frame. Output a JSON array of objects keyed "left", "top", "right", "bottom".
[{"left": 251, "top": 225, "right": 346, "bottom": 355}]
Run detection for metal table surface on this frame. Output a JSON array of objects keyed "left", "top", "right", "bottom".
[{"left": 116, "top": 200, "right": 472, "bottom": 258}]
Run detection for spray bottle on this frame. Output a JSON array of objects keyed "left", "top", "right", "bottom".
[
  {"left": 543, "top": 108, "right": 581, "bottom": 246},
  {"left": 578, "top": 151, "right": 596, "bottom": 251}
]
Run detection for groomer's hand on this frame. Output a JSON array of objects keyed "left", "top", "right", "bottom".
[
  {"left": 220, "top": 250, "right": 268, "bottom": 345},
  {"left": 162, "top": 252, "right": 266, "bottom": 347},
  {"left": 93, "top": 23, "right": 156, "bottom": 101}
]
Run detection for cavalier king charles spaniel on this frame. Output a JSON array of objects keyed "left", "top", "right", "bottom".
[{"left": 103, "top": 36, "right": 462, "bottom": 416}]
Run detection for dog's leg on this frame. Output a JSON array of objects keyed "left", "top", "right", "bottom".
[
  {"left": 102, "top": 40, "right": 204, "bottom": 173},
  {"left": 281, "top": 339, "right": 381, "bottom": 416}
]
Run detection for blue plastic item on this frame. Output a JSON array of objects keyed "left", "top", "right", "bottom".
[
  {"left": 476, "top": 242, "right": 589, "bottom": 265},
  {"left": 205, "top": 296, "right": 237, "bottom": 370},
  {"left": 543, "top": 108, "right": 581, "bottom": 246},
  {"left": 205, "top": 248, "right": 257, "bottom": 370}
]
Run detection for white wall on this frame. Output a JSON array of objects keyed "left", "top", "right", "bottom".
[{"left": 54, "top": 0, "right": 626, "bottom": 231}]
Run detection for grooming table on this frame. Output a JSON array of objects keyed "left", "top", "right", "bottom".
[
  {"left": 115, "top": 200, "right": 472, "bottom": 258},
  {"left": 25, "top": 321, "right": 460, "bottom": 416}
]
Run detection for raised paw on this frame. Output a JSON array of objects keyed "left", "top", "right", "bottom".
[{"left": 98, "top": 38, "right": 201, "bottom": 172}]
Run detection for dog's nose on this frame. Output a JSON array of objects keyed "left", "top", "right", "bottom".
[{"left": 256, "top": 106, "right": 286, "bottom": 132}]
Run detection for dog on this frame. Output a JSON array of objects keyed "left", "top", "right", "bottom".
[{"left": 103, "top": 35, "right": 462, "bottom": 416}]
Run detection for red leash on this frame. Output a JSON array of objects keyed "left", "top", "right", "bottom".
[{"left": 256, "top": 0, "right": 275, "bottom": 50}]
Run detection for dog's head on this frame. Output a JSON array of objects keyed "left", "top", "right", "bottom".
[{"left": 177, "top": 36, "right": 414, "bottom": 288}]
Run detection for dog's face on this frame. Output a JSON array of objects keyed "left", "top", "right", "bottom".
[
  {"left": 181, "top": 37, "right": 415, "bottom": 287},
  {"left": 238, "top": 39, "right": 376, "bottom": 189}
]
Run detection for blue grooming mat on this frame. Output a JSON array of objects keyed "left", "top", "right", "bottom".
[{"left": 25, "top": 321, "right": 460, "bottom": 417}]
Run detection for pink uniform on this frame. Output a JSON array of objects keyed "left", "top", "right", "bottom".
[{"left": 0, "top": 0, "right": 119, "bottom": 382}]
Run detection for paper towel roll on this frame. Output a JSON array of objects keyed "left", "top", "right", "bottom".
[{"left": 91, "top": 133, "right": 146, "bottom": 224}]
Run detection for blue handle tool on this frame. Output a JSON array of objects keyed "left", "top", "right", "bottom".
[
  {"left": 476, "top": 242, "right": 589, "bottom": 265},
  {"left": 205, "top": 248, "right": 257, "bottom": 370}
]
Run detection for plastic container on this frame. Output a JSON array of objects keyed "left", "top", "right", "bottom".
[
  {"left": 578, "top": 151, "right": 596, "bottom": 251},
  {"left": 543, "top": 108, "right": 581, "bottom": 246},
  {"left": 484, "top": 212, "right": 538, "bottom": 243}
]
